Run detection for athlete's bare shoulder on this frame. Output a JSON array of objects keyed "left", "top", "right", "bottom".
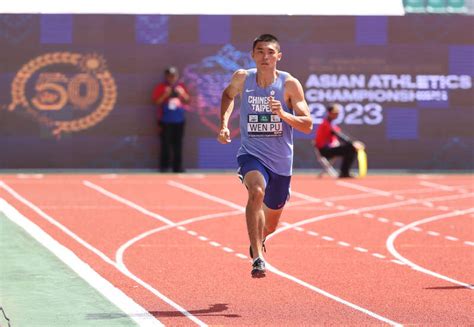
[
  {"left": 225, "top": 69, "right": 248, "bottom": 97},
  {"left": 232, "top": 69, "right": 248, "bottom": 83},
  {"left": 284, "top": 74, "right": 304, "bottom": 95}
]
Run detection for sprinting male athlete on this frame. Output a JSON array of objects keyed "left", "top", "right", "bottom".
[{"left": 217, "top": 34, "right": 313, "bottom": 278}]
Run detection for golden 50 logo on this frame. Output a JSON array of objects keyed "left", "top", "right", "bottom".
[{"left": 6, "top": 52, "right": 117, "bottom": 137}]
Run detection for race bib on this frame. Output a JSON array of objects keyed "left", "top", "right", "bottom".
[{"left": 247, "top": 114, "right": 283, "bottom": 137}]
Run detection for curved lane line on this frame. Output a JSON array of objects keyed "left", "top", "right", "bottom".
[
  {"left": 385, "top": 208, "right": 474, "bottom": 290},
  {"left": 336, "top": 181, "right": 392, "bottom": 196},
  {"left": 0, "top": 183, "right": 162, "bottom": 327},
  {"left": 167, "top": 180, "right": 245, "bottom": 211},
  {"left": 265, "top": 261, "right": 402, "bottom": 326},
  {"left": 115, "top": 210, "right": 243, "bottom": 263},
  {"left": 167, "top": 180, "right": 403, "bottom": 325},
  {"left": 336, "top": 180, "right": 473, "bottom": 207},
  {"left": 0, "top": 181, "right": 207, "bottom": 327},
  {"left": 83, "top": 180, "right": 176, "bottom": 225}
]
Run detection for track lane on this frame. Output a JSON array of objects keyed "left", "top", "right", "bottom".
[
  {"left": 93, "top": 177, "right": 404, "bottom": 326},
  {"left": 161, "top": 177, "right": 472, "bottom": 326},
  {"left": 1, "top": 174, "right": 472, "bottom": 322},
  {"left": 0, "top": 177, "right": 208, "bottom": 326}
]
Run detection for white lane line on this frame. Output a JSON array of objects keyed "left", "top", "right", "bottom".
[
  {"left": 416, "top": 174, "right": 441, "bottom": 180},
  {"left": 198, "top": 236, "right": 208, "bottom": 241},
  {"left": 286, "top": 199, "right": 312, "bottom": 207},
  {"left": 187, "top": 230, "right": 198, "bottom": 236},
  {"left": 290, "top": 225, "right": 398, "bottom": 264},
  {"left": 424, "top": 192, "right": 474, "bottom": 202},
  {"left": 222, "top": 247, "right": 234, "bottom": 253},
  {"left": 177, "top": 174, "right": 205, "bottom": 179},
  {"left": 319, "top": 185, "right": 458, "bottom": 201},
  {"left": 336, "top": 181, "right": 392, "bottom": 197},
  {"left": 16, "top": 174, "right": 44, "bottom": 179},
  {"left": 100, "top": 174, "right": 118, "bottom": 179},
  {"left": 84, "top": 180, "right": 176, "bottom": 226},
  {"left": 322, "top": 193, "right": 379, "bottom": 202},
  {"left": 300, "top": 186, "right": 472, "bottom": 246},
  {"left": 419, "top": 181, "right": 459, "bottom": 192},
  {"left": 287, "top": 222, "right": 474, "bottom": 271},
  {"left": 235, "top": 253, "right": 248, "bottom": 259},
  {"left": 337, "top": 181, "right": 473, "bottom": 209},
  {"left": 298, "top": 193, "right": 415, "bottom": 214},
  {"left": 291, "top": 191, "right": 323, "bottom": 203},
  {"left": 0, "top": 188, "right": 162, "bottom": 327},
  {"left": 265, "top": 262, "right": 402, "bottom": 326},
  {"left": 10, "top": 181, "right": 207, "bottom": 326},
  {"left": 445, "top": 236, "right": 459, "bottom": 241},
  {"left": 209, "top": 241, "right": 221, "bottom": 247},
  {"left": 332, "top": 183, "right": 473, "bottom": 242},
  {"left": 464, "top": 241, "right": 474, "bottom": 246},
  {"left": 167, "top": 180, "right": 245, "bottom": 211},
  {"left": 386, "top": 208, "right": 474, "bottom": 290},
  {"left": 168, "top": 181, "right": 402, "bottom": 325},
  {"left": 392, "top": 188, "right": 434, "bottom": 195}
]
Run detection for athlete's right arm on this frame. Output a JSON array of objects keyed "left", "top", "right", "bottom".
[{"left": 217, "top": 70, "right": 246, "bottom": 144}]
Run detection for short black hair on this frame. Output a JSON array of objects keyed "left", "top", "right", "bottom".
[
  {"left": 165, "top": 66, "right": 178, "bottom": 75},
  {"left": 326, "top": 103, "right": 341, "bottom": 112},
  {"left": 252, "top": 34, "right": 280, "bottom": 51}
]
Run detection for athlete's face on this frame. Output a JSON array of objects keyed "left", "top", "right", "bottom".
[
  {"left": 252, "top": 41, "right": 282, "bottom": 69},
  {"left": 328, "top": 107, "right": 340, "bottom": 121},
  {"left": 165, "top": 72, "right": 178, "bottom": 85}
]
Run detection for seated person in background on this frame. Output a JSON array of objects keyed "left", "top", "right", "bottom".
[{"left": 313, "top": 103, "right": 365, "bottom": 178}]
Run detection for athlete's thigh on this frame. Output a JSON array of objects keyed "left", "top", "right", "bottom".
[
  {"left": 238, "top": 154, "right": 269, "bottom": 190},
  {"left": 263, "top": 172, "right": 291, "bottom": 210}
]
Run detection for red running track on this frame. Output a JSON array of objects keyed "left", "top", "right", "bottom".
[{"left": 0, "top": 173, "right": 473, "bottom": 326}]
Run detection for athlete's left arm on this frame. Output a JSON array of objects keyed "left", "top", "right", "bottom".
[{"left": 270, "top": 77, "right": 313, "bottom": 134}]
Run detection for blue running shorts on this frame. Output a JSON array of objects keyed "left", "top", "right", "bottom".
[{"left": 237, "top": 154, "right": 291, "bottom": 210}]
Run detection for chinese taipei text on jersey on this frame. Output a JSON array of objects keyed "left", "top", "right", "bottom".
[{"left": 237, "top": 69, "right": 294, "bottom": 176}]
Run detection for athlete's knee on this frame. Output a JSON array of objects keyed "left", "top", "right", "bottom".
[
  {"left": 247, "top": 184, "right": 265, "bottom": 203},
  {"left": 265, "top": 222, "right": 278, "bottom": 235}
]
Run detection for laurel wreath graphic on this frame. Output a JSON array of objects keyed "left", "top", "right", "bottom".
[{"left": 7, "top": 52, "right": 117, "bottom": 137}]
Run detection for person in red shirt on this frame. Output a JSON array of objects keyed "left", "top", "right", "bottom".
[
  {"left": 152, "top": 66, "right": 190, "bottom": 172},
  {"left": 314, "top": 103, "right": 364, "bottom": 178}
]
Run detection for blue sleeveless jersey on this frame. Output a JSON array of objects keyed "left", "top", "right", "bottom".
[{"left": 237, "top": 68, "right": 294, "bottom": 176}]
